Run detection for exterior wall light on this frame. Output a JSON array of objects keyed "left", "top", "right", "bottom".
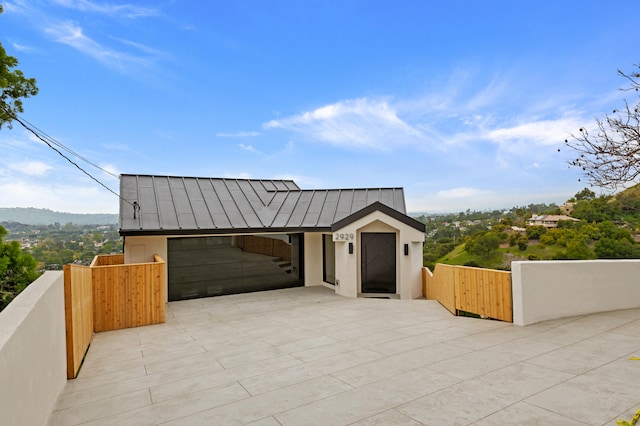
[
  {"left": 349, "top": 242, "right": 354, "bottom": 254},
  {"left": 404, "top": 243, "right": 409, "bottom": 256}
]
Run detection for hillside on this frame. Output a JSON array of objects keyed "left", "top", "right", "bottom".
[
  {"left": 0, "top": 208, "right": 118, "bottom": 225},
  {"left": 420, "top": 186, "right": 640, "bottom": 270}
]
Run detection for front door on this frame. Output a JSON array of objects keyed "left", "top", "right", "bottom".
[{"left": 361, "top": 233, "right": 396, "bottom": 293}]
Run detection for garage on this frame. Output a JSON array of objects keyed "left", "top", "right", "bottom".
[
  {"left": 120, "top": 174, "right": 425, "bottom": 302},
  {"left": 167, "top": 234, "right": 304, "bottom": 301}
]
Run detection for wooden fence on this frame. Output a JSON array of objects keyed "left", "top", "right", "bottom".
[
  {"left": 63, "top": 264, "right": 93, "bottom": 380},
  {"left": 423, "top": 264, "right": 512, "bottom": 322},
  {"left": 64, "top": 254, "right": 166, "bottom": 378},
  {"left": 90, "top": 254, "right": 125, "bottom": 266},
  {"left": 236, "top": 235, "right": 291, "bottom": 261},
  {"left": 92, "top": 254, "right": 165, "bottom": 332}
]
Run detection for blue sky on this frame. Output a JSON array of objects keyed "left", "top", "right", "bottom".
[{"left": 1, "top": 0, "right": 639, "bottom": 214}]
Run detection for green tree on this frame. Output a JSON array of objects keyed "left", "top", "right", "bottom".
[
  {"left": 516, "top": 234, "right": 529, "bottom": 251},
  {"left": 465, "top": 232, "right": 500, "bottom": 258},
  {"left": 594, "top": 237, "right": 640, "bottom": 258},
  {"left": 0, "top": 226, "right": 40, "bottom": 311},
  {"left": 554, "top": 235, "right": 594, "bottom": 260},
  {"left": 539, "top": 231, "right": 556, "bottom": 246},
  {"left": 0, "top": 5, "right": 39, "bottom": 129},
  {"left": 526, "top": 225, "right": 547, "bottom": 240},
  {"left": 570, "top": 188, "right": 596, "bottom": 202},
  {"left": 572, "top": 196, "right": 621, "bottom": 222},
  {"left": 499, "top": 217, "right": 513, "bottom": 227},
  {"left": 597, "top": 220, "right": 634, "bottom": 241}
]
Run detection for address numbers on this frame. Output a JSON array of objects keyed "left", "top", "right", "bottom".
[{"left": 333, "top": 233, "right": 355, "bottom": 242}]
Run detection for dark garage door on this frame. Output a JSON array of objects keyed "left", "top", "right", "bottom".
[{"left": 168, "top": 235, "right": 303, "bottom": 301}]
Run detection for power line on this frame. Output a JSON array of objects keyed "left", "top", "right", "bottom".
[
  {"left": 0, "top": 105, "right": 134, "bottom": 208},
  {"left": 14, "top": 113, "right": 119, "bottom": 179}
]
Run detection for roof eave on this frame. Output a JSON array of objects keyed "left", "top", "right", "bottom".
[
  {"left": 119, "top": 226, "right": 332, "bottom": 237},
  {"left": 330, "top": 201, "right": 425, "bottom": 232}
]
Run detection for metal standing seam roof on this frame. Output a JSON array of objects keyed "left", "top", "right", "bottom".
[{"left": 119, "top": 174, "right": 416, "bottom": 235}]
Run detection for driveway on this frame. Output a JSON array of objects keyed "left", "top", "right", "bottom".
[{"left": 49, "top": 286, "right": 640, "bottom": 425}]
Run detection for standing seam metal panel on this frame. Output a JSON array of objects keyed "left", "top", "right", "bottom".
[
  {"left": 301, "top": 191, "right": 327, "bottom": 227},
  {"left": 218, "top": 179, "right": 249, "bottom": 229},
  {"left": 193, "top": 178, "right": 216, "bottom": 229},
  {"left": 180, "top": 177, "right": 199, "bottom": 229},
  {"left": 270, "top": 191, "right": 301, "bottom": 228},
  {"left": 205, "top": 178, "right": 232, "bottom": 229},
  {"left": 231, "top": 179, "right": 262, "bottom": 227},
  {"left": 152, "top": 176, "right": 164, "bottom": 229},
  {"left": 317, "top": 190, "right": 340, "bottom": 227},
  {"left": 238, "top": 180, "right": 265, "bottom": 227},
  {"left": 165, "top": 176, "right": 182, "bottom": 230}
]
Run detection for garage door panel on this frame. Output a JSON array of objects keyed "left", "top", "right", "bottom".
[{"left": 168, "top": 236, "right": 302, "bottom": 301}]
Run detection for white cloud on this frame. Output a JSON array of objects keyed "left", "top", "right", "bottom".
[
  {"left": 44, "top": 21, "right": 149, "bottom": 71},
  {"left": 216, "top": 131, "right": 260, "bottom": 138},
  {"left": 485, "top": 116, "right": 584, "bottom": 147},
  {"left": 10, "top": 42, "right": 37, "bottom": 53},
  {"left": 108, "top": 36, "right": 164, "bottom": 57},
  {"left": 238, "top": 144, "right": 260, "bottom": 153},
  {"left": 407, "top": 187, "right": 497, "bottom": 213},
  {"left": 0, "top": 179, "right": 119, "bottom": 213},
  {"left": 99, "top": 163, "right": 121, "bottom": 178},
  {"left": 263, "top": 98, "right": 422, "bottom": 150},
  {"left": 51, "top": 0, "right": 159, "bottom": 18},
  {"left": 435, "top": 187, "right": 493, "bottom": 200},
  {"left": 222, "top": 172, "right": 253, "bottom": 180},
  {"left": 8, "top": 160, "right": 53, "bottom": 176},
  {"left": 406, "top": 186, "right": 576, "bottom": 214}
]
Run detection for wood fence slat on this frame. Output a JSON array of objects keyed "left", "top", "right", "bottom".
[
  {"left": 91, "top": 255, "right": 166, "bottom": 332},
  {"left": 64, "top": 264, "right": 93, "bottom": 379},
  {"left": 423, "top": 264, "right": 512, "bottom": 322}
]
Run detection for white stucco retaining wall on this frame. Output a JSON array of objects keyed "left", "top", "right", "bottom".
[
  {"left": 512, "top": 260, "right": 640, "bottom": 326},
  {"left": 0, "top": 271, "right": 67, "bottom": 426}
]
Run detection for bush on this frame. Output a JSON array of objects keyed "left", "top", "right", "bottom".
[
  {"left": 465, "top": 232, "right": 500, "bottom": 258},
  {"left": 0, "top": 226, "right": 40, "bottom": 311},
  {"left": 526, "top": 225, "right": 547, "bottom": 240},
  {"left": 516, "top": 234, "right": 529, "bottom": 251}
]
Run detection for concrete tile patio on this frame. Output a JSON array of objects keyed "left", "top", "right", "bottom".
[{"left": 48, "top": 286, "right": 640, "bottom": 426}]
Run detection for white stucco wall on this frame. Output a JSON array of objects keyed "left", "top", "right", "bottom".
[
  {"left": 124, "top": 235, "right": 168, "bottom": 264},
  {"left": 303, "top": 233, "right": 325, "bottom": 288},
  {"left": 333, "top": 211, "right": 425, "bottom": 300},
  {"left": 124, "top": 235, "right": 169, "bottom": 302},
  {"left": 334, "top": 231, "right": 358, "bottom": 298},
  {"left": 512, "top": 260, "right": 640, "bottom": 326},
  {"left": 0, "top": 271, "right": 67, "bottom": 426},
  {"left": 124, "top": 221, "right": 425, "bottom": 302}
]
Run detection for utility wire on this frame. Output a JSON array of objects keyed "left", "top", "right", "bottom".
[
  {"left": 14, "top": 113, "right": 119, "bottom": 179},
  {"left": 1, "top": 104, "right": 135, "bottom": 208}
]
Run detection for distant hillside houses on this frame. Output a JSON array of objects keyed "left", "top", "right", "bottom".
[
  {"left": 560, "top": 202, "right": 576, "bottom": 215},
  {"left": 527, "top": 214, "right": 579, "bottom": 228}
]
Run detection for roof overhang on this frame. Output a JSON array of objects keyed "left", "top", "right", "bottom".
[
  {"left": 331, "top": 201, "right": 425, "bottom": 233},
  {"left": 119, "top": 226, "right": 332, "bottom": 237}
]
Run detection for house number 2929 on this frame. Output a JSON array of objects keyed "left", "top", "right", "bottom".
[{"left": 333, "top": 233, "right": 354, "bottom": 242}]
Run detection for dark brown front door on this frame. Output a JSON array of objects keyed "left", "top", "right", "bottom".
[{"left": 361, "top": 233, "right": 396, "bottom": 293}]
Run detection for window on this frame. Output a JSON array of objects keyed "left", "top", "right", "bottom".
[{"left": 322, "top": 234, "right": 335, "bottom": 284}]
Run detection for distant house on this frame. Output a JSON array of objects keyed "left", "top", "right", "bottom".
[
  {"left": 118, "top": 174, "right": 425, "bottom": 302},
  {"left": 560, "top": 202, "right": 576, "bottom": 215},
  {"left": 527, "top": 214, "right": 579, "bottom": 228}
]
